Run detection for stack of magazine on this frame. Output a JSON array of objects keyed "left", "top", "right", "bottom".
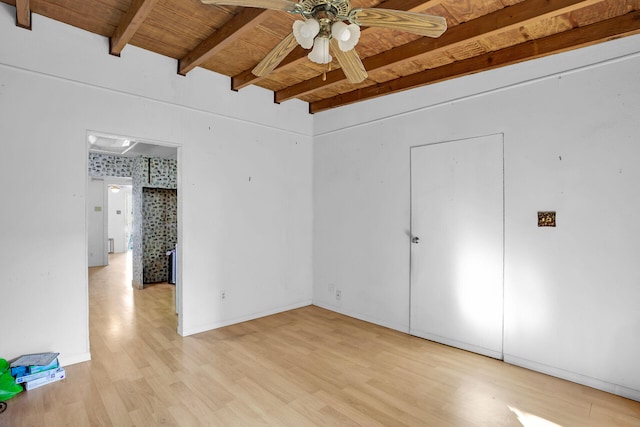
[{"left": 10, "top": 353, "right": 65, "bottom": 391}]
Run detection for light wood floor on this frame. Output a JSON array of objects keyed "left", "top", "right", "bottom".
[{"left": 2, "top": 253, "right": 639, "bottom": 426}]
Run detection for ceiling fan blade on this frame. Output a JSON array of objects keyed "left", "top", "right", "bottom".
[
  {"left": 350, "top": 8, "right": 447, "bottom": 38},
  {"left": 252, "top": 32, "right": 299, "bottom": 77},
  {"left": 330, "top": 39, "right": 367, "bottom": 84},
  {"left": 200, "top": 0, "right": 299, "bottom": 12}
]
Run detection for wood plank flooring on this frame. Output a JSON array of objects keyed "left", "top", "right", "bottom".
[{"left": 2, "top": 252, "right": 640, "bottom": 426}]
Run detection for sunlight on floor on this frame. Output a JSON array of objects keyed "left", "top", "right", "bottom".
[
  {"left": 125, "top": 249, "right": 133, "bottom": 282},
  {"left": 104, "top": 252, "right": 135, "bottom": 335},
  {"left": 509, "top": 406, "right": 562, "bottom": 427}
]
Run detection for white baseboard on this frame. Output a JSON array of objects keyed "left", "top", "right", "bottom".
[
  {"left": 179, "top": 300, "right": 313, "bottom": 336},
  {"left": 58, "top": 352, "right": 91, "bottom": 367},
  {"left": 313, "top": 301, "right": 409, "bottom": 334},
  {"left": 504, "top": 354, "right": 640, "bottom": 402},
  {"left": 410, "top": 328, "right": 503, "bottom": 360}
]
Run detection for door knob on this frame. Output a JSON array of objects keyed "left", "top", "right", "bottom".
[{"left": 412, "top": 236, "right": 420, "bottom": 244}]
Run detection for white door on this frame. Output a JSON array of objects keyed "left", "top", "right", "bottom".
[{"left": 410, "top": 134, "right": 504, "bottom": 359}]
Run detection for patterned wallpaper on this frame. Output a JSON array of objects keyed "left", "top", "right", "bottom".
[
  {"left": 88, "top": 153, "right": 134, "bottom": 177},
  {"left": 131, "top": 157, "right": 178, "bottom": 285},
  {"left": 89, "top": 153, "right": 177, "bottom": 187},
  {"left": 131, "top": 157, "right": 177, "bottom": 189},
  {"left": 142, "top": 188, "right": 177, "bottom": 284},
  {"left": 90, "top": 153, "right": 177, "bottom": 286},
  {"left": 150, "top": 158, "right": 177, "bottom": 188}
]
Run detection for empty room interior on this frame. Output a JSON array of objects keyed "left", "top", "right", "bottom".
[{"left": 1, "top": 0, "right": 639, "bottom": 425}]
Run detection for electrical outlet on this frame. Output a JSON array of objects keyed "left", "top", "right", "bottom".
[
  {"left": 335, "top": 289, "right": 342, "bottom": 301},
  {"left": 220, "top": 290, "right": 227, "bottom": 301},
  {"left": 328, "top": 284, "right": 335, "bottom": 293}
]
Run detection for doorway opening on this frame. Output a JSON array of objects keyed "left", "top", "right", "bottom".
[
  {"left": 107, "top": 180, "right": 133, "bottom": 256},
  {"left": 86, "top": 131, "right": 181, "bottom": 327}
]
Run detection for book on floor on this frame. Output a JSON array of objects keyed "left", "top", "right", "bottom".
[
  {"left": 10, "top": 355, "right": 59, "bottom": 378},
  {"left": 24, "top": 367, "right": 66, "bottom": 391},
  {"left": 10, "top": 353, "right": 59, "bottom": 368},
  {"left": 14, "top": 364, "right": 60, "bottom": 384}
]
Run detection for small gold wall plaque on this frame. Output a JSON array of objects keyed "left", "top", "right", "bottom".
[{"left": 538, "top": 211, "right": 556, "bottom": 227}]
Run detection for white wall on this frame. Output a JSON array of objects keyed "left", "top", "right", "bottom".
[
  {"left": 0, "top": 4, "right": 313, "bottom": 365},
  {"left": 313, "top": 35, "right": 640, "bottom": 400},
  {"left": 107, "top": 184, "right": 130, "bottom": 254}
]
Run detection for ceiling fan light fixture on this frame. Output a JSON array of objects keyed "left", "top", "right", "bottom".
[
  {"left": 205, "top": 1, "right": 448, "bottom": 85},
  {"left": 331, "top": 21, "right": 360, "bottom": 51},
  {"left": 293, "top": 18, "right": 320, "bottom": 49},
  {"left": 308, "top": 36, "right": 332, "bottom": 64}
]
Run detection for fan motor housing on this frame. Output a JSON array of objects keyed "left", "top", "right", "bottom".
[{"left": 299, "top": 0, "right": 350, "bottom": 18}]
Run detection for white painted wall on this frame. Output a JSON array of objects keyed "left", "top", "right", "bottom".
[
  {"left": 313, "top": 35, "right": 640, "bottom": 400},
  {"left": 0, "top": 4, "right": 313, "bottom": 365}
]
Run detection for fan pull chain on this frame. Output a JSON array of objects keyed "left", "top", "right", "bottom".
[{"left": 323, "top": 63, "right": 332, "bottom": 81}]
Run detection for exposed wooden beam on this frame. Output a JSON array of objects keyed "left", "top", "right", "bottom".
[
  {"left": 110, "top": 0, "right": 160, "bottom": 56},
  {"left": 231, "top": 0, "right": 440, "bottom": 90},
  {"left": 15, "top": 0, "right": 31, "bottom": 30},
  {"left": 309, "top": 10, "right": 640, "bottom": 113},
  {"left": 276, "top": 0, "right": 599, "bottom": 103},
  {"left": 178, "top": 8, "right": 270, "bottom": 76},
  {"left": 232, "top": 46, "right": 305, "bottom": 90}
]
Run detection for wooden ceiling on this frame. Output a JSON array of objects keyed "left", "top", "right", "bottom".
[{"left": 4, "top": 0, "right": 640, "bottom": 113}]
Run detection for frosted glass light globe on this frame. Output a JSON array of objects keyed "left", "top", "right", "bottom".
[
  {"left": 331, "top": 22, "right": 361, "bottom": 51},
  {"left": 293, "top": 19, "right": 320, "bottom": 49},
  {"left": 308, "top": 36, "right": 332, "bottom": 64}
]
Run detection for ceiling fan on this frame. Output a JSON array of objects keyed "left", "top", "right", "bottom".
[{"left": 201, "top": 0, "right": 447, "bottom": 84}]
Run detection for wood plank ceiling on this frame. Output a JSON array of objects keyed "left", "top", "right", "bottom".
[{"left": 4, "top": 0, "right": 640, "bottom": 113}]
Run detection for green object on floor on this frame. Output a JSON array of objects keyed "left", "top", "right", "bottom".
[{"left": 0, "top": 359, "right": 22, "bottom": 402}]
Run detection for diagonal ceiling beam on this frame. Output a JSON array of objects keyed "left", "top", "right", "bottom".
[
  {"left": 309, "top": 10, "right": 640, "bottom": 113},
  {"left": 110, "top": 0, "right": 160, "bottom": 56},
  {"left": 15, "top": 0, "right": 31, "bottom": 30},
  {"left": 276, "top": 0, "right": 600, "bottom": 103},
  {"left": 178, "top": 8, "right": 270, "bottom": 76},
  {"left": 231, "top": 0, "right": 440, "bottom": 90}
]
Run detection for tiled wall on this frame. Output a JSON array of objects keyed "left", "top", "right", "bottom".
[{"left": 89, "top": 153, "right": 177, "bottom": 286}]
